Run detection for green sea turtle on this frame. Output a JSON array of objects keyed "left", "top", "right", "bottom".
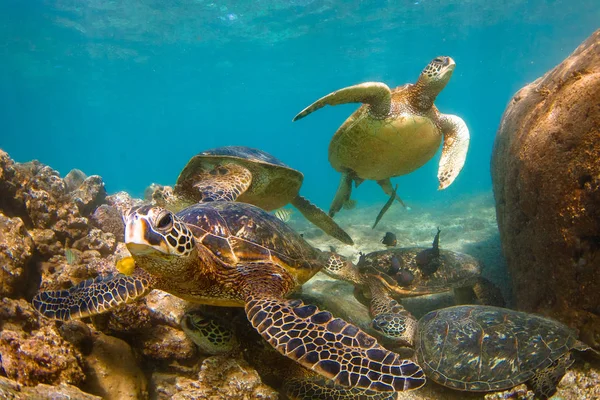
[
  {"left": 394, "top": 305, "right": 595, "bottom": 399},
  {"left": 154, "top": 146, "right": 353, "bottom": 245},
  {"left": 32, "top": 201, "right": 425, "bottom": 393},
  {"left": 293, "top": 56, "right": 469, "bottom": 216},
  {"left": 323, "top": 230, "right": 504, "bottom": 344}
]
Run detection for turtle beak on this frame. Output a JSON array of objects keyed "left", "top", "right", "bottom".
[{"left": 125, "top": 215, "right": 170, "bottom": 255}]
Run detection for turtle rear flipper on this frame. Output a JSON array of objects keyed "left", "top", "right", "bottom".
[
  {"left": 292, "top": 82, "right": 392, "bottom": 121},
  {"left": 437, "top": 114, "right": 470, "bottom": 190},
  {"left": 329, "top": 172, "right": 353, "bottom": 217},
  {"left": 291, "top": 195, "right": 354, "bottom": 245},
  {"left": 176, "top": 163, "right": 252, "bottom": 203},
  {"left": 529, "top": 352, "right": 574, "bottom": 399},
  {"left": 32, "top": 273, "right": 152, "bottom": 321},
  {"left": 244, "top": 295, "right": 425, "bottom": 392}
]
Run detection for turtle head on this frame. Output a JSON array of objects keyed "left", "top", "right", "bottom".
[
  {"left": 124, "top": 205, "right": 197, "bottom": 277},
  {"left": 372, "top": 311, "right": 418, "bottom": 349},
  {"left": 414, "top": 56, "right": 456, "bottom": 105}
]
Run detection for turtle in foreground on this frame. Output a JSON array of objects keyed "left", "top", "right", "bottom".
[
  {"left": 181, "top": 308, "right": 399, "bottom": 400},
  {"left": 153, "top": 146, "right": 353, "bottom": 245},
  {"left": 323, "top": 230, "right": 505, "bottom": 340},
  {"left": 32, "top": 201, "right": 424, "bottom": 393},
  {"left": 390, "top": 305, "right": 595, "bottom": 399},
  {"left": 293, "top": 56, "right": 469, "bottom": 217}
]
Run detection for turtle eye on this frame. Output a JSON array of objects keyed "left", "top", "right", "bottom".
[{"left": 156, "top": 213, "right": 173, "bottom": 230}]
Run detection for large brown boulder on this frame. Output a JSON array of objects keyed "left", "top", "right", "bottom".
[{"left": 491, "top": 30, "right": 600, "bottom": 346}]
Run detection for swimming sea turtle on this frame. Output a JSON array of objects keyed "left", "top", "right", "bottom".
[
  {"left": 396, "top": 305, "right": 595, "bottom": 399},
  {"left": 323, "top": 230, "right": 504, "bottom": 343},
  {"left": 32, "top": 201, "right": 424, "bottom": 393},
  {"left": 154, "top": 146, "right": 353, "bottom": 245},
  {"left": 293, "top": 56, "right": 469, "bottom": 216}
]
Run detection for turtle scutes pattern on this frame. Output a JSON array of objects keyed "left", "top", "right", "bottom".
[
  {"left": 178, "top": 202, "right": 322, "bottom": 272},
  {"left": 416, "top": 305, "right": 580, "bottom": 392},
  {"left": 246, "top": 297, "right": 425, "bottom": 392}
]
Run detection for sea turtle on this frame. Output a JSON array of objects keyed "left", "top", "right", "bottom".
[
  {"left": 293, "top": 56, "right": 469, "bottom": 216},
  {"left": 153, "top": 146, "right": 353, "bottom": 245},
  {"left": 323, "top": 230, "right": 504, "bottom": 343},
  {"left": 393, "top": 305, "right": 595, "bottom": 399},
  {"left": 32, "top": 201, "right": 425, "bottom": 393}
]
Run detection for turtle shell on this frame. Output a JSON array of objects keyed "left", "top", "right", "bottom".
[
  {"left": 176, "top": 201, "right": 323, "bottom": 284},
  {"left": 328, "top": 86, "right": 443, "bottom": 181},
  {"left": 356, "top": 247, "right": 481, "bottom": 297},
  {"left": 416, "top": 305, "right": 581, "bottom": 392},
  {"left": 176, "top": 146, "right": 302, "bottom": 210}
]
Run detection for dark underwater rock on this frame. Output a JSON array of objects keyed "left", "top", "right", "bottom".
[
  {"left": 0, "top": 375, "right": 102, "bottom": 400},
  {"left": 0, "top": 323, "right": 85, "bottom": 387},
  {"left": 91, "top": 204, "right": 125, "bottom": 242},
  {"left": 64, "top": 168, "right": 87, "bottom": 193},
  {"left": 70, "top": 175, "right": 106, "bottom": 217},
  {"left": 491, "top": 29, "right": 600, "bottom": 343}
]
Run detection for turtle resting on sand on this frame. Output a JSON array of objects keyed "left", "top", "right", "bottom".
[
  {"left": 323, "top": 229, "right": 504, "bottom": 344},
  {"left": 384, "top": 305, "right": 596, "bottom": 399},
  {"left": 32, "top": 201, "right": 424, "bottom": 393},
  {"left": 153, "top": 146, "right": 353, "bottom": 245},
  {"left": 293, "top": 56, "right": 470, "bottom": 216}
]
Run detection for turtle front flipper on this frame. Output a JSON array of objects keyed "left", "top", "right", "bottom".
[
  {"left": 291, "top": 195, "right": 354, "bottom": 245},
  {"left": 437, "top": 114, "right": 470, "bottom": 190},
  {"left": 293, "top": 82, "right": 392, "bottom": 121},
  {"left": 244, "top": 295, "right": 425, "bottom": 392},
  {"left": 176, "top": 162, "right": 253, "bottom": 203},
  {"left": 529, "top": 352, "right": 574, "bottom": 399},
  {"left": 32, "top": 273, "right": 152, "bottom": 321},
  {"left": 329, "top": 172, "right": 353, "bottom": 217}
]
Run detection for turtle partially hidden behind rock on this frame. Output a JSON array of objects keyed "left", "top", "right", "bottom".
[
  {"left": 150, "top": 146, "right": 354, "bottom": 245},
  {"left": 32, "top": 201, "right": 425, "bottom": 393},
  {"left": 293, "top": 56, "right": 470, "bottom": 217}
]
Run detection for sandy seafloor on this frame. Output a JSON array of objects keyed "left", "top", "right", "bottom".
[{"left": 290, "top": 191, "right": 512, "bottom": 306}]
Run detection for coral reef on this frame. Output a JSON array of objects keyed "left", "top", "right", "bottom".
[
  {"left": 491, "top": 29, "right": 600, "bottom": 343},
  {"left": 1, "top": 147, "right": 598, "bottom": 399}
]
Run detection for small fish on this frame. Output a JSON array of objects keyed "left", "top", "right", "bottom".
[
  {"left": 116, "top": 256, "right": 136, "bottom": 275},
  {"left": 273, "top": 208, "right": 293, "bottom": 223},
  {"left": 372, "top": 184, "right": 398, "bottom": 229},
  {"left": 381, "top": 232, "right": 397, "bottom": 247},
  {"left": 395, "top": 268, "right": 415, "bottom": 287},
  {"left": 432, "top": 226, "right": 441, "bottom": 257},
  {"left": 64, "top": 247, "right": 78, "bottom": 265},
  {"left": 415, "top": 227, "right": 442, "bottom": 276},
  {"left": 343, "top": 199, "right": 357, "bottom": 210},
  {"left": 388, "top": 255, "right": 401, "bottom": 274}
]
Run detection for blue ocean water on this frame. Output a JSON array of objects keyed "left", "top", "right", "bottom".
[{"left": 1, "top": 0, "right": 598, "bottom": 209}]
